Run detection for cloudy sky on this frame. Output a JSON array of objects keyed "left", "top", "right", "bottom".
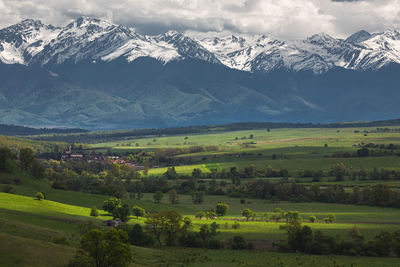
[{"left": 0, "top": 0, "right": 399, "bottom": 39}]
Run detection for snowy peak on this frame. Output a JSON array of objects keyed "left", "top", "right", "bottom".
[
  {"left": 345, "top": 30, "right": 371, "bottom": 44},
  {"left": 0, "top": 19, "right": 60, "bottom": 64},
  {"left": 0, "top": 18, "right": 400, "bottom": 73}
]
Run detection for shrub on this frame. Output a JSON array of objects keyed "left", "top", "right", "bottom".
[
  {"left": 52, "top": 180, "right": 67, "bottom": 190},
  {"left": 53, "top": 236, "right": 69, "bottom": 246},
  {"left": 215, "top": 202, "right": 229, "bottom": 216},
  {"left": 309, "top": 215, "right": 317, "bottom": 223},
  {"left": 2, "top": 185, "right": 16, "bottom": 194},
  {"left": 232, "top": 222, "right": 240, "bottom": 229},
  {"left": 132, "top": 205, "right": 145, "bottom": 218},
  {"left": 208, "top": 239, "right": 222, "bottom": 249},
  {"left": 90, "top": 206, "right": 99, "bottom": 217},
  {"left": 231, "top": 235, "right": 247, "bottom": 249},
  {"left": 35, "top": 192, "right": 44, "bottom": 201}
]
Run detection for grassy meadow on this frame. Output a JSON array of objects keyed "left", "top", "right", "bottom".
[{"left": 2, "top": 125, "right": 400, "bottom": 266}]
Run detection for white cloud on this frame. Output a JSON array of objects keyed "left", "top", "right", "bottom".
[{"left": 0, "top": 0, "right": 399, "bottom": 39}]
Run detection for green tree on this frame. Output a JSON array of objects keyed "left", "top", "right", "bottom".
[
  {"left": 0, "top": 147, "right": 14, "bottom": 172},
  {"left": 132, "top": 205, "right": 145, "bottom": 219},
  {"left": 90, "top": 206, "right": 99, "bottom": 217},
  {"left": 192, "top": 168, "right": 202, "bottom": 179},
  {"left": 206, "top": 210, "right": 217, "bottom": 220},
  {"left": 112, "top": 204, "right": 130, "bottom": 222},
  {"left": 330, "top": 163, "right": 347, "bottom": 181},
  {"left": 242, "top": 208, "right": 253, "bottom": 221},
  {"left": 102, "top": 198, "right": 122, "bottom": 215},
  {"left": 19, "top": 148, "right": 35, "bottom": 171},
  {"left": 195, "top": 211, "right": 206, "bottom": 220},
  {"left": 192, "top": 191, "right": 204, "bottom": 204},
  {"left": 327, "top": 213, "right": 336, "bottom": 223},
  {"left": 111, "top": 163, "right": 121, "bottom": 177},
  {"left": 145, "top": 210, "right": 183, "bottom": 246},
  {"left": 35, "top": 192, "right": 44, "bottom": 201},
  {"left": 309, "top": 215, "right": 316, "bottom": 223},
  {"left": 71, "top": 228, "right": 133, "bottom": 267},
  {"left": 169, "top": 189, "right": 179, "bottom": 204},
  {"left": 153, "top": 191, "right": 164, "bottom": 204},
  {"left": 215, "top": 202, "right": 229, "bottom": 217},
  {"left": 164, "top": 167, "right": 177, "bottom": 180}
]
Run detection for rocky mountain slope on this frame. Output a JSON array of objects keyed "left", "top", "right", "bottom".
[{"left": 0, "top": 17, "right": 399, "bottom": 129}]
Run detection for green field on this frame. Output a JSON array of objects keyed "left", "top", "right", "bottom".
[
  {"left": 3, "top": 125, "right": 400, "bottom": 266},
  {"left": 86, "top": 127, "right": 400, "bottom": 175}
]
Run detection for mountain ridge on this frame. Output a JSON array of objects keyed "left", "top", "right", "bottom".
[
  {"left": 1, "top": 17, "right": 400, "bottom": 74},
  {"left": 0, "top": 17, "right": 400, "bottom": 130}
]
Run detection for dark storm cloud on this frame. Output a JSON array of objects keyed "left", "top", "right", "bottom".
[{"left": 0, "top": 0, "right": 398, "bottom": 39}]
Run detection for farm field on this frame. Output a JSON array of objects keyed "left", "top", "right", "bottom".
[
  {"left": 2, "top": 125, "right": 400, "bottom": 266},
  {"left": 1, "top": 191, "right": 400, "bottom": 266},
  {"left": 87, "top": 127, "right": 400, "bottom": 175}
]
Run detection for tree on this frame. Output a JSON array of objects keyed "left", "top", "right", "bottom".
[
  {"left": 153, "top": 191, "right": 164, "bottom": 204},
  {"left": 0, "top": 147, "right": 14, "bottom": 172},
  {"left": 145, "top": 210, "right": 183, "bottom": 246},
  {"left": 19, "top": 148, "right": 35, "bottom": 171},
  {"left": 128, "top": 224, "right": 154, "bottom": 247},
  {"left": 192, "top": 168, "right": 202, "bottom": 179},
  {"left": 215, "top": 202, "right": 229, "bottom": 217},
  {"left": 102, "top": 198, "right": 122, "bottom": 215},
  {"left": 251, "top": 212, "right": 257, "bottom": 221},
  {"left": 2, "top": 185, "right": 16, "bottom": 194},
  {"left": 71, "top": 228, "right": 133, "bottom": 267},
  {"left": 206, "top": 210, "right": 217, "bottom": 220},
  {"left": 195, "top": 211, "right": 206, "bottom": 220},
  {"left": 164, "top": 167, "right": 177, "bottom": 180},
  {"left": 192, "top": 191, "right": 204, "bottom": 204},
  {"left": 112, "top": 204, "right": 130, "bottom": 222},
  {"left": 231, "top": 235, "right": 247, "bottom": 249},
  {"left": 35, "top": 192, "right": 44, "bottom": 201},
  {"left": 309, "top": 215, "right": 316, "bottom": 223},
  {"left": 330, "top": 163, "right": 347, "bottom": 181},
  {"left": 242, "top": 208, "right": 253, "bottom": 221},
  {"left": 169, "top": 189, "right": 179, "bottom": 204},
  {"left": 132, "top": 205, "right": 145, "bottom": 219},
  {"left": 90, "top": 206, "right": 99, "bottom": 217},
  {"left": 327, "top": 213, "right": 336, "bottom": 223},
  {"left": 111, "top": 163, "right": 121, "bottom": 177}
]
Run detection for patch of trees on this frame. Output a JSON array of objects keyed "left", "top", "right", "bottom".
[
  {"left": 68, "top": 228, "right": 133, "bottom": 267},
  {"left": 280, "top": 220, "right": 400, "bottom": 257},
  {"left": 0, "top": 124, "right": 87, "bottom": 136}
]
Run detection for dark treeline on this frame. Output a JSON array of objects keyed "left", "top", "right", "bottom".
[
  {"left": 29, "top": 118, "right": 400, "bottom": 143},
  {"left": 0, "top": 124, "right": 88, "bottom": 136},
  {"left": 3, "top": 146, "right": 400, "bottom": 209},
  {"left": 280, "top": 219, "right": 400, "bottom": 257}
]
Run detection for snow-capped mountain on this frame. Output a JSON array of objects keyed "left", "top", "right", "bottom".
[
  {"left": 0, "top": 17, "right": 400, "bottom": 130},
  {"left": 1, "top": 17, "right": 400, "bottom": 74}
]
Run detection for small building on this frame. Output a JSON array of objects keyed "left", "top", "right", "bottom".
[{"left": 102, "top": 219, "right": 121, "bottom": 227}]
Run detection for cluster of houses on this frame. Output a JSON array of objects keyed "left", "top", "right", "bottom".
[{"left": 61, "top": 145, "right": 144, "bottom": 170}]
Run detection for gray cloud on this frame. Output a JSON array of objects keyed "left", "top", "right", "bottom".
[{"left": 0, "top": 0, "right": 399, "bottom": 39}]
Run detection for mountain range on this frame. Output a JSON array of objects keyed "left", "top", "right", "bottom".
[{"left": 0, "top": 17, "right": 400, "bottom": 130}]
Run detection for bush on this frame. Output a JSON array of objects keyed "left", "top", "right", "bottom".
[
  {"left": 208, "top": 239, "right": 222, "bottom": 249},
  {"left": 128, "top": 224, "right": 154, "bottom": 247},
  {"left": 90, "top": 206, "right": 99, "bottom": 217},
  {"left": 53, "top": 236, "right": 69, "bottom": 246},
  {"left": 232, "top": 222, "right": 240, "bottom": 229},
  {"left": 309, "top": 215, "right": 317, "bottom": 223},
  {"left": 215, "top": 202, "right": 229, "bottom": 216},
  {"left": 2, "top": 185, "right": 16, "bottom": 194},
  {"left": 52, "top": 180, "right": 67, "bottom": 190},
  {"left": 231, "top": 235, "right": 247, "bottom": 249},
  {"left": 35, "top": 192, "right": 44, "bottom": 201}
]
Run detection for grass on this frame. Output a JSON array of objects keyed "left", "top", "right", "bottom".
[{"left": 0, "top": 233, "right": 76, "bottom": 267}]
